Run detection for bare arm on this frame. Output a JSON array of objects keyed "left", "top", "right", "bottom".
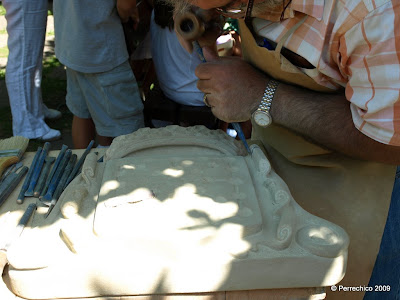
[
  {"left": 272, "top": 83, "right": 400, "bottom": 164},
  {"left": 196, "top": 47, "right": 400, "bottom": 165},
  {"left": 117, "top": 0, "right": 139, "bottom": 24}
]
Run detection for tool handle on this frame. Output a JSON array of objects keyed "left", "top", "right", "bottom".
[
  {"left": 18, "top": 203, "right": 37, "bottom": 227},
  {"left": 1, "top": 202, "right": 36, "bottom": 251},
  {"left": 192, "top": 40, "right": 207, "bottom": 62},
  {"left": 0, "top": 170, "right": 18, "bottom": 195},
  {"left": 10, "top": 203, "right": 37, "bottom": 246},
  {"left": 33, "top": 157, "right": 54, "bottom": 198},
  {"left": 3, "top": 202, "right": 37, "bottom": 250},
  {"left": 231, "top": 122, "right": 251, "bottom": 154},
  {"left": 42, "top": 150, "right": 72, "bottom": 202},
  {"left": 41, "top": 144, "right": 68, "bottom": 198},
  {"left": 0, "top": 163, "right": 17, "bottom": 184},
  {"left": 53, "top": 154, "right": 77, "bottom": 202},
  {"left": 25, "top": 142, "right": 51, "bottom": 196},
  {"left": 64, "top": 140, "right": 94, "bottom": 189},
  {"left": 0, "top": 166, "right": 28, "bottom": 207},
  {"left": 17, "top": 147, "right": 42, "bottom": 204}
]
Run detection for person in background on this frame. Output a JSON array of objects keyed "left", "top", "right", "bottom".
[
  {"left": 151, "top": 0, "right": 242, "bottom": 108},
  {"left": 3, "top": 0, "right": 62, "bottom": 141},
  {"left": 53, "top": 0, "right": 144, "bottom": 149},
  {"left": 150, "top": 0, "right": 206, "bottom": 107},
  {"left": 150, "top": 0, "right": 249, "bottom": 135}
]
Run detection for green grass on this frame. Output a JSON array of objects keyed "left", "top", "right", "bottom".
[
  {"left": 43, "top": 56, "right": 63, "bottom": 70},
  {"left": 0, "top": 46, "right": 8, "bottom": 58}
]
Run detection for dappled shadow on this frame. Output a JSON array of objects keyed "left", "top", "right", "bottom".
[{"left": 0, "top": 128, "right": 350, "bottom": 300}]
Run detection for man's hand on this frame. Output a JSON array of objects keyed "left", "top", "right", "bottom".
[
  {"left": 195, "top": 46, "right": 268, "bottom": 122},
  {"left": 117, "top": 0, "right": 139, "bottom": 26}
]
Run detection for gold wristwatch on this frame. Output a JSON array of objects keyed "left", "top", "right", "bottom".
[{"left": 252, "top": 79, "right": 279, "bottom": 127}]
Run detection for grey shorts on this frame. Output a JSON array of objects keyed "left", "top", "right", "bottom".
[{"left": 66, "top": 61, "right": 144, "bottom": 137}]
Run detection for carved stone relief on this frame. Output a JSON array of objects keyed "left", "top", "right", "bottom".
[{"left": 5, "top": 126, "right": 349, "bottom": 299}]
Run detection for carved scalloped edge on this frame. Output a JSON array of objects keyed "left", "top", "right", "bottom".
[
  {"left": 104, "top": 125, "right": 248, "bottom": 161},
  {"left": 296, "top": 224, "right": 350, "bottom": 258}
]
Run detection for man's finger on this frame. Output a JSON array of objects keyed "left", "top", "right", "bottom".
[
  {"left": 202, "top": 45, "right": 219, "bottom": 62},
  {"left": 195, "top": 63, "right": 216, "bottom": 80},
  {"left": 196, "top": 77, "right": 215, "bottom": 93}
]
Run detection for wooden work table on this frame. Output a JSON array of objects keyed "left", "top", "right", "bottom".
[{"left": 0, "top": 149, "right": 327, "bottom": 300}]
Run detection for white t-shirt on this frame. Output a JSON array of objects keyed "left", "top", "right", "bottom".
[{"left": 150, "top": 12, "right": 205, "bottom": 107}]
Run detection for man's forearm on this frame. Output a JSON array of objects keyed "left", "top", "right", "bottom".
[{"left": 271, "top": 82, "right": 400, "bottom": 165}]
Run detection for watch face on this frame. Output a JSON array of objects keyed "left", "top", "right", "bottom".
[{"left": 253, "top": 110, "right": 272, "bottom": 127}]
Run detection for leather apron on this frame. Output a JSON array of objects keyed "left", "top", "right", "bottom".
[{"left": 239, "top": 18, "right": 396, "bottom": 299}]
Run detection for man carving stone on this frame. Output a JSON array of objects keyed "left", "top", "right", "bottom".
[{"left": 167, "top": 0, "right": 400, "bottom": 299}]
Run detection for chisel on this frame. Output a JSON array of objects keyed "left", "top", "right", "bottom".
[
  {"left": 41, "top": 149, "right": 72, "bottom": 204},
  {"left": 17, "top": 147, "right": 42, "bottom": 204},
  {"left": 40, "top": 144, "right": 68, "bottom": 198},
  {"left": 0, "top": 166, "right": 28, "bottom": 207},
  {"left": 0, "top": 161, "right": 22, "bottom": 185},
  {"left": 64, "top": 140, "right": 94, "bottom": 189},
  {"left": 45, "top": 154, "right": 77, "bottom": 218},
  {"left": 25, "top": 142, "right": 51, "bottom": 197},
  {"left": 33, "top": 156, "right": 55, "bottom": 198},
  {"left": 1, "top": 203, "right": 37, "bottom": 251}
]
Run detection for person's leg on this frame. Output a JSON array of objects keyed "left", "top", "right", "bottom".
[
  {"left": 65, "top": 67, "right": 95, "bottom": 149},
  {"left": 3, "top": 0, "right": 60, "bottom": 139},
  {"left": 364, "top": 167, "right": 400, "bottom": 299},
  {"left": 96, "top": 135, "right": 114, "bottom": 147},
  {"left": 71, "top": 116, "right": 96, "bottom": 149},
  {"left": 85, "top": 61, "right": 144, "bottom": 140}
]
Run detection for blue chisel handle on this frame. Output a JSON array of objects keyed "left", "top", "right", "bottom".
[
  {"left": 4, "top": 202, "right": 37, "bottom": 250},
  {"left": 193, "top": 40, "right": 207, "bottom": 63},
  {"left": 0, "top": 168, "right": 18, "bottom": 196},
  {"left": 33, "top": 157, "right": 55, "bottom": 198},
  {"left": 40, "top": 144, "right": 68, "bottom": 198},
  {"left": 44, "top": 154, "right": 77, "bottom": 219},
  {"left": 55, "top": 154, "right": 77, "bottom": 200},
  {"left": 18, "top": 203, "right": 37, "bottom": 227},
  {"left": 42, "top": 150, "right": 72, "bottom": 203},
  {"left": 17, "top": 147, "right": 42, "bottom": 204},
  {"left": 25, "top": 142, "right": 51, "bottom": 197},
  {"left": 64, "top": 140, "right": 94, "bottom": 189},
  {"left": 0, "top": 166, "right": 28, "bottom": 207},
  {"left": 231, "top": 122, "right": 251, "bottom": 154}
]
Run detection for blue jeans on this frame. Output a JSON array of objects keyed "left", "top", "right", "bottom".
[
  {"left": 364, "top": 167, "right": 400, "bottom": 299},
  {"left": 3, "top": 0, "right": 51, "bottom": 138}
]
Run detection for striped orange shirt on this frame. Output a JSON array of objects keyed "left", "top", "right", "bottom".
[{"left": 252, "top": 0, "right": 400, "bottom": 145}]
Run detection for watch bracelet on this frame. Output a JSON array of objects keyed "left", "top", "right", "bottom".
[{"left": 259, "top": 79, "right": 279, "bottom": 112}]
